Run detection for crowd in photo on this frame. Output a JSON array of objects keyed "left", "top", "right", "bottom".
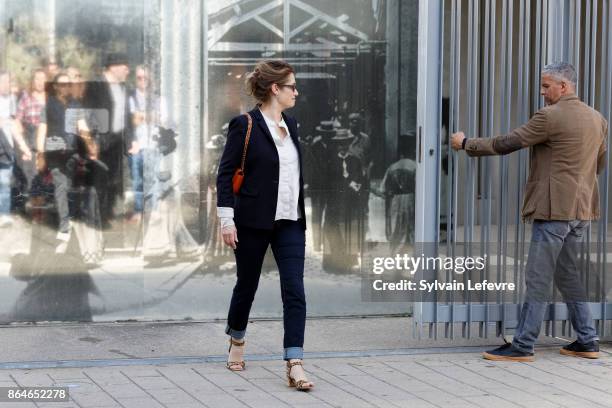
[{"left": 0, "top": 53, "right": 199, "bottom": 269}]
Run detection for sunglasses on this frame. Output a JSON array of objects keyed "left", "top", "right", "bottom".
[{"left": 277, "top": 83, "right": 297, "bottom": 92}]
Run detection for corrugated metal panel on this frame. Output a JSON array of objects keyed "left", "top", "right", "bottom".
[{"left": 417, "top": 0, "right": 612, "bottom": 338}]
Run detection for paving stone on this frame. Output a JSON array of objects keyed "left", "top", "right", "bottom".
[
  {"left": 115, "top": 397, "right": 165, "bottom": 408},
  {"left": 0, "top": 340, "right": 610, "bottom": 408},
  {"left": 69, "top": 391, "right": 120, "bottom": 407},
  {"left": 98, "top": 383, "right": 149, "bottom": 399},
  {"left": 46, "top": 368, "right": 88, "bottom": 381},
  {"left": 129, "top": 375, "right": 177, "bottom": 390},
  {"left": 195, "top": 393, "right": 249, "bottom": 408}
]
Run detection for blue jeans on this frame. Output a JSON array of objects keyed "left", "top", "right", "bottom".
[
  {"left": 512, "top": 220, "right": 599, "bottom": 353},
  {"left": 0, "top": 164, "right": 12, "bottom": 216},
  {"left": 130, "top": 148, "right": 161, "bottom": 213},
  {"left": 129, "top": 151, "right": 144, "bottom": 213},
  {"left": 226, "top": 220, "right": 306, "bottom": 360}
]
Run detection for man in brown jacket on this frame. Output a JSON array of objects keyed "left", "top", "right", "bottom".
[{"left": 451, "top": 62, "right": 607, "bottom": 361}]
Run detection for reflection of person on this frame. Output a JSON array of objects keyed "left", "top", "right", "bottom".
[
  {"left": 323, "top": 129, "right": 364, "bottom": 272},
  {"left": 141, "top": 127, "right": 200, "bottom": 263},
  {"left": 42, "top": 57, "right": 60, "bottom": 80},
  {"left": 451, "top": 62, "right": 607, "bottom": 361},
  {"left": 216, "top": 60, "right": 313, "bottom": 390},
  {"left": 307, "top": 121, "right": 335, "bottom": 251},
  {"left": 202, "top": 133, "right": 231, "bottom": 262},
  {"left": 83, "top": 53, "right": 135, "bottom": 228},
  {"left": 36, "top": 73, "right": 95, "bottom": 253},
  {"left": 128, "top": 65, "right": 167, "bottom": 223},
  {"left": 62, "top": 66, "right": 105, "bottom": 264},
  {"left": 15, "top": 69, "right": 47, "bottom": 194},
  {"left": 377, "top": 133, "right": 416, "bottom": 253},
  {"left": 66, "top": 66, "right": 86, "bottom": 102},
  {"left": 0, "top": 71, "right": 32, "bottom": 228}
]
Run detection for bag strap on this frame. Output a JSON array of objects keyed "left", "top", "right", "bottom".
[{"left": 239, "top": 113, "right": 253, "bottom": 172}]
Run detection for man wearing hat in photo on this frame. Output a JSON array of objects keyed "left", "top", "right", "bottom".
[
  {"left": 347, "top": 112, "right": 372, "bottom": 242},
  {"left": 83, "top": 52, "right": 135, "bottom": 229},
  {"left": 347, "top": 113, "right": 372, "bottom": 171},
  {"left": 323, "top": 128, "right": 364, "bottom": 272},
  {"left": 307, "top": 120, "right": 336, "bottom": 252}
]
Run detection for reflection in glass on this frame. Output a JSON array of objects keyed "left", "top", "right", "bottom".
[{"left": 0, "top": 0, "right": 417, "bottom": 322}]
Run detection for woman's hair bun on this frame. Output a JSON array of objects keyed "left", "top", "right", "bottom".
[{"left": 244, "top": 60, "right": 294, "bottom": 104}]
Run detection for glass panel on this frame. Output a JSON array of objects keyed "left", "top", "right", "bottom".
[
  {"left": 205, "top": 0, "right": 418, "bottom": 318},
  {"left": 0, "top": 0, "right": 418, "bottom": 323}
]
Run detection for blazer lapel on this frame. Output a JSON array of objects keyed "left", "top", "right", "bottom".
[
  {"left": 249, "top": 109, "right": 302, "bottom": 165},
  {"left": 282, "top": 112, "right": 302, "bottom": 158},
  {"left": 249, "top": 108, "right": 275, "bottom": 147}
]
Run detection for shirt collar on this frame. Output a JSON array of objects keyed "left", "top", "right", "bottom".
[
  {"left": 559, "top": 94, "right": 579, "bottom": 102},
  {"left": 260, "top": 110, "right": 288, "bottom": 130}
]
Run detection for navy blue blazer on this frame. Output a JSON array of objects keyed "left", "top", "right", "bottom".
[{"left": 216, "top": 108, "right": 306, "bottom": 230}]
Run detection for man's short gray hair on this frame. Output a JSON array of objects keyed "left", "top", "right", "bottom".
[{"left": 542, "top": 62, "right": 577, "bottom": 85}]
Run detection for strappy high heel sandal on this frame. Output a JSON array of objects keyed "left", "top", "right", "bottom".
[
  {"left": 286, "top": 360, "right": 314, "bottom": 391},
  {"left": 226, "top": 338, "right": 245, "bottom": 371}
]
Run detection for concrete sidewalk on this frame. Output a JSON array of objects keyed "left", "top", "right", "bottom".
[
  {"left": 0, "top": 318, "right": 611, "bottom": 408},
  {"left": 1, "top": 348, "right": 612, "bottom": 408}
]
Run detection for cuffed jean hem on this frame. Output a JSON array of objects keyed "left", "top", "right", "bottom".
[
  {"left": 511, "top": 341, "right": 534, "bottom": 354},
  {"left": 225, "top": 324, "right": 246, "bottom": 340},
  {"left": 284, "top": 347, "right": 303, "bottom": 360},
  {"left": 578, "top": 334, "right": 600, "bottom": 344}
]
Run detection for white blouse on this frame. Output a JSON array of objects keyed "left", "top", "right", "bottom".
[{"left": 217, "top": 111, "right": 301, "bottom": 227}]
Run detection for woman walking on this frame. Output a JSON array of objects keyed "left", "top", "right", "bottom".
[{"left": 216, "top": 60, "right": 313, "bottom": 391}]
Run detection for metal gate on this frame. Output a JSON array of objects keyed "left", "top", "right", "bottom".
[{"left": 415, "top": 0, "right": 612, "bottom": 339}]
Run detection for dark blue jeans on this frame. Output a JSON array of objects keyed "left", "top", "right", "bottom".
[
  {"left": 512, "top": 220, "right": 599, "bottom": 353},
  {"left": 226, "top": 220, "right": 306, "bottom": 360}
]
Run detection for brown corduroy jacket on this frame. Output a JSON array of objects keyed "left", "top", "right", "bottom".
[{"left": 465, "top": 94, "right": 608, "bottom": 221}]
